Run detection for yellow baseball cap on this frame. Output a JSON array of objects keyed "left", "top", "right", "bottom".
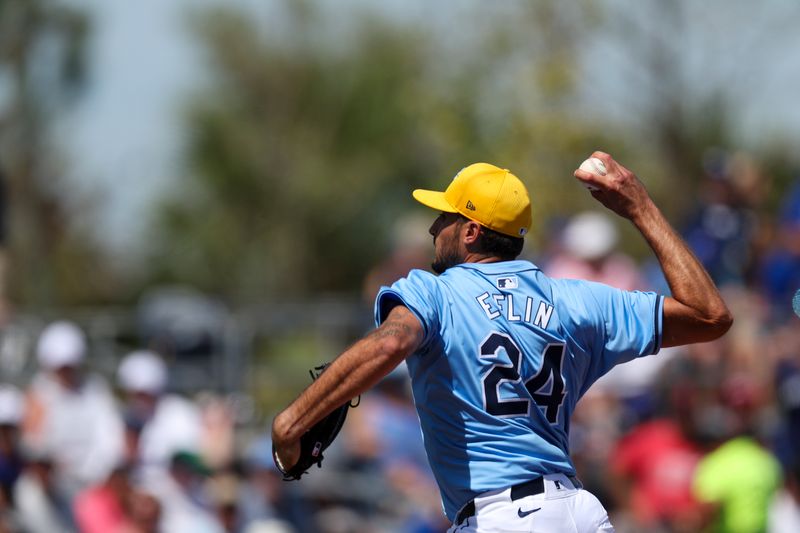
[{"left": 413, "top": 163, "right": 532, "bottom": 237}]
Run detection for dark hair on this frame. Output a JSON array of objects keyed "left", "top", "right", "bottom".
[{"left": 459, "top": 215, "right": 524, "bottom": 260}]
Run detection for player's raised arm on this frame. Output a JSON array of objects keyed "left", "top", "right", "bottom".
[
  {"left": 574, "top": 151, "right": 733, "bottom": 347},
  {"left": 271, "top": 304, "right": 423, "bottom": 470}
]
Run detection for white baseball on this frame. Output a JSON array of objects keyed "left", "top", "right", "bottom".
[
  {"left": 579, "top": 157, "right": 607, "bottom": 176},
  {"left": 578, "top": 157, "right": 606, "bottom": 191}
]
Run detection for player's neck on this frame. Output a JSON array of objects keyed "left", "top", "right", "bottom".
[{"left": 463, "top": 253, "right": 505, "bottom": 265}]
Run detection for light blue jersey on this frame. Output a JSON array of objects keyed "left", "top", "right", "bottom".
[{"left": 374, "top": 260, "right": 663, "bottom": 521}]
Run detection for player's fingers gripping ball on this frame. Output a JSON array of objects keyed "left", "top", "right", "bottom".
[{"left": 577, "top": 157, "right": 607, "bottom": 191}]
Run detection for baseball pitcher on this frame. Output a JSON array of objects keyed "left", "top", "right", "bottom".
[{"left": 272, "top": 153, "right": 732, "bottom": 532}]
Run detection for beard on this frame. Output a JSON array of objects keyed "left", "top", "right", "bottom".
[{"left": 431, "top": 247, "right": 464, "bottom": 274}]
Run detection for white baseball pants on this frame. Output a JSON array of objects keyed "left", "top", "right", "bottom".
[{"left": 447, "top": 473, "right": 615, "bottom": 533}]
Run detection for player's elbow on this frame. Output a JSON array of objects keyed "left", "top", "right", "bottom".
[
  {"left": 663, "top": 299, "right": 734, "bottom": 348},
  {"left": 272, "top": 411, "right": 292, "bottom": 445},
  {"left": 692, "top": 296, "right": 734, "bottom": 341},
  {"left": 375, "top": 334, "right": 409, "bottom": 361},
  {"left": 714, "top": 309, "right": 734, "bottom": 336},
  {"left": 702, "top": 308, "right": 734, "bottom": 341}
]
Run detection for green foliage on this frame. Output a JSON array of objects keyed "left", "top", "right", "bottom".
[
  {"left": 0, "top": 0, "right": 115, "bottom": 307},
  {"left": 155, "top": 11, "right": 431, "bottom": 300},
  {"left": 152, "top": 1, "right": 622, "bottom": 301},
  {"left": 151, "top": 0, "right": 800, "bottom": 304}
]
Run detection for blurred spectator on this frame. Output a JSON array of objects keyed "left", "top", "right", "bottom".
[
  {"left": 14, "top": 447, "right": 75, "bottom": 533},
  {"left": 568, "top": 389, "right": 623, "bottom": 512},
  {"left": 144, "top": 451, "right": 223, "bottom": 533},
  {"left": 74, "top": 466, "right": 137, "bottom": 533},
  {"left": 239, "top": 437, "right": 304, "bottom": 532},
  {"left": 675, "top": 286, "right": 785, "bottom": 532},
  {"left": 681, "top": 149, "right": 762, "bottom": 287},
  {"left": 242, "top": 520, "right": 295, "bottom": 533},
  {"left": 207, "top": 471, "right": 242, "bottom": 533},
  {"left": 345, "top": 367, "right": 428, "bottom": 471},
  {"left": 545, "top": 211, "right": 644, "bottom": 290},
  {"left": 611, "top": 416, "right": 703, "bottom": 532},
  {"left": 0, "top": 385, "right": 23, "bottom": 504},
  {"left": 126, "top": 490, "right": 161, "bottom": 533},
  {"left": 0, "top": 385, "right": 23, "bottom": 532},
  {"left": 117, "top": 350, "right": 204, "bottom": 472},
  {"left": 592, "top": 353, "right": 680, "bottom": 431},
  {"left": 22, "top": 321, "right": 125, "bottom": 500},
  {"left": 768, "top": 460, "right": 800, "bottom": 533},
  {"left": 197, "top": 392, "right": 236, "bottom": 471},
  {"left": 758, "top": 178, "right": 800, "bottom": 320},
  {"left": 692, "top": 435, "right": 781, "bottom": 533},
  {"left": 773, "top": 356, "right": 800, "bottom": 469},
  {"left": 342, "top": 368, "right": 449, "bottom": 532}
]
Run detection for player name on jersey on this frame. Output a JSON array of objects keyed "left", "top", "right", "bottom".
[{"left": 475, "top": 292, "right": 554, "bottom": 329}]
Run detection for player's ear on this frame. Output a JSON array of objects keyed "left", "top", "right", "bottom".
[{"left": 462, "top": 220, "right": 482, "bottom": 245}]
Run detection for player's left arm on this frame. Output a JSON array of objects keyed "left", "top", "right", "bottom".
[{"left": 271, "top": 304, "right": 423, "bottom": 470}]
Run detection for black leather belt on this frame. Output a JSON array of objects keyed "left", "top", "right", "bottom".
[{"left": 454, "top": 476, "right": 580, "bottom": 525}]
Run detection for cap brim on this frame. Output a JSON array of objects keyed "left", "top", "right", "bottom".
[{"left": 412, "top": 189, "right": 457, "bottom": 213}]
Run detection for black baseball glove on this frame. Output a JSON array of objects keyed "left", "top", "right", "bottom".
[{"left": 272, "top": 363, "right": 359, "bottom": 480}]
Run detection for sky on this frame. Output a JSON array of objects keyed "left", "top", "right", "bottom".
[
  {"left": 59, "top": 0, "right": 800, "bottom": 258},
  {"left": 61, "top": 0, "right": 221, "bottom": 255}
]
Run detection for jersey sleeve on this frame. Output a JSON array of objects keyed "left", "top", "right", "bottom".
[
  {"left": 374, "top": 269, "right": 441, "bottom": 347},
  {"left": 557, "top": 279, "right": 664, "bottom": 384}
]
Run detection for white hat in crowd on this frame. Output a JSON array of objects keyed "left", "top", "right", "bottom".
[
  {"left": 0, "top": 384, "right": 24, "bottom": 425},
  {"left": 36, "top": 321, "right": 87, "bottom": 369},
  {"left": 562, "top": 211, "right": 619, "bottom": 261},
  {"left": 117, "top": 350, "right": 168, "bottom": 394}
]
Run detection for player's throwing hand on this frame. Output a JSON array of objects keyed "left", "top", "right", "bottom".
[{"left": 573, "top": 151, "right": 654, "bottom": 222}]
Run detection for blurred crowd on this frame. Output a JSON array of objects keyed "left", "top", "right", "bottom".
[
  {"left": 0, "top": 150, "right": 798, "bottom": 533},
  {"left": 0, "top": 319, "right": 299, "bottom": 533},
  {"left": 0, "top": 319, "right": 449, "bottom": 533}
]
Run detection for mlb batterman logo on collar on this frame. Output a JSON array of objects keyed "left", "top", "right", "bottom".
[{"left": 412, "top": 163, "right": 532, "bottom": 238}]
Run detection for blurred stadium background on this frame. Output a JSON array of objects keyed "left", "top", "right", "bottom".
[{"left": 0, "top": 1, "right": 799, "bottom": 532}]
